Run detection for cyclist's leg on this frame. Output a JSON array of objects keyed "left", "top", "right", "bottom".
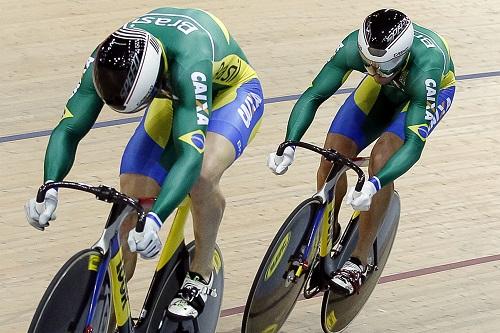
[
  {"left": 351, "top": 84, "right": 456, "bottom": 264},
  {"left": 188, "top": 132, "right": 233, "bottom": 279},
  {"left": 119, "top": 176, "right": 160, "bottom": 276},
  {"left": 350, "top": 132, "right": 403, "bottom": 264},
  {"left": 329, "top": 81, "right": 405, "bottom": 294},
  {"left": 189, "top": 78, "right": 264, "bottom": 279},
  {"left": 319, "top": 76, "right": 384, "bottom": 223},
  {"left": 118, "top": 98, "right": 174, "bottom": 280}
]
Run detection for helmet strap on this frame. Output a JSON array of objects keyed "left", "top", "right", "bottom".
[
  {"left": 158, "top": 39, "right": 168, "bottom": 74},
  {"left": 400, "top": 51, "right": 411, "bottom": 72}
]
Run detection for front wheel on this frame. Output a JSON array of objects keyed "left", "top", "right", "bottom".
[
  {"left": 242, "top": 197, "right": 323, "bottom": 333},
  {"left": 28, "top": 249, "right": 112, "bottom": 333}
]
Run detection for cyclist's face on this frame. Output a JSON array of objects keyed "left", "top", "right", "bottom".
[{"left": 359, "top": 51, "right": 406, "bottom": 85}]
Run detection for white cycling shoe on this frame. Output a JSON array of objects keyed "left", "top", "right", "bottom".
[
  {"left": 330, "top": 257, "right": 367, "bottom": 295},
  {"left": 167, "top": 271, "right": 217, "bottom": 320}
]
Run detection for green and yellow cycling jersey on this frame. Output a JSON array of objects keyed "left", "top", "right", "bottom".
[{"left": 44, "top": 7, "right": 259, "bottom": 221}]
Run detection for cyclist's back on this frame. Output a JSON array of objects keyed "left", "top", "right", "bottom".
[{"left": 127, "top": 7, "right": 257, "bottom": 91}]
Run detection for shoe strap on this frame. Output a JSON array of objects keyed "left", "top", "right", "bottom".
[
  {"left": 201, "top": 286, "right": 218, "bottom": 297},
  {"left": 343, "top": 261, "right": 363, "bottom": 273},
  {"left": 180, "top": 282, "right": 217, "bottom": 302}
]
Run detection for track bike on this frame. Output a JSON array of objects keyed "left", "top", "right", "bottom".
[
  {"left": 242, "top": 141, "right": 400, "bottom": 333},
  {"left": 28, "top": 181, "right": 224, "bottom": 333}
]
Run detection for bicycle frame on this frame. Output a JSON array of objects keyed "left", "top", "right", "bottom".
[
  {"left": 302, "top": 161, "right": 369, "bottom": 282},
  {"left": 88, "top": 202, "right": 135, "bottom": 333},
  {"left": 292, "top": 162, "right": 350, "bottom": 279},
  {"left": 275, "top": 141, "right": 367, "bottom": 283}
]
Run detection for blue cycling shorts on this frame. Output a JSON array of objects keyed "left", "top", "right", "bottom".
[
  {"left": 120, "top": 78, "right": 264, "bottom": 185},
  {"left": 329, "top": 75, "right": 455, "bottom": 152}
]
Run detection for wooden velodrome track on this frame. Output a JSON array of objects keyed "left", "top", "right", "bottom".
[{"left": 1, "top": 0, "right": 499, "bottom": 332}]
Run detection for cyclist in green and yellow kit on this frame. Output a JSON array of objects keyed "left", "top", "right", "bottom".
[
  {"left": 268, "top": 9, "right": 455, "bottom": 295},
  {"left": 25, "top": 7, "right": 264, "bottom": 320}
]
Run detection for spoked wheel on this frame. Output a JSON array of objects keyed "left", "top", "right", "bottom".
[
  {"left": 28, "top": 249, "right": 112, "bottom": 333},
  {"left": 242, "top": 197, "right": 323, "bottom": 333},
  {"left": 321, "top": 192, "right": 401, "bottom": 333}
]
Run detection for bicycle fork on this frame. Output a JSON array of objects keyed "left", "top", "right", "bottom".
[
  {"left": 84, "top": 251, "right": 111, "bottom": 333},
  {"left": 83, "top": 233, "right": 133, "bottom": 333},
  {"left": 284, "top": 198, "right": 330, "bottom": 286}
]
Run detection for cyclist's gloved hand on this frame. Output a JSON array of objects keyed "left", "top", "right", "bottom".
[
  {"left": 346, "top": 178, "right": 379, "bottom": 211},
  {"left": 25, "top": 183, "right": 58, "bottom": 231},
  {"left": 267, "top": 146, "right": 295, "bottom": 175},
  {"left": 128, "top": 212, "right": 162, "bottom": 260}
]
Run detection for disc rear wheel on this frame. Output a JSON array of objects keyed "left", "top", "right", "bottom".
[{"left": 321, "top": 192, "right": 401, "bottom": 333}]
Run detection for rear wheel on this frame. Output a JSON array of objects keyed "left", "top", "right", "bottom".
[
  {"left": 321, "top": 192, "right": 401, "bottom": 333},
  {"left": 140, "top": 242, "right": 225, "bottom": 333},
  {"left": 242, "top": 197, "right": 322, "bottom": 333},
  {"left": 28, "top": 249, "right": 112, "bottom": 333}
]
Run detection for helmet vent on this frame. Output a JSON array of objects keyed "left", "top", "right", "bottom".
[{"left": 120, "top": 52, "right": 142, "bottom": 100}]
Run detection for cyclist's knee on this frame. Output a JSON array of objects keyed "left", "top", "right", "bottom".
[
  {"left": 192, "top": 169, "right": 221, "bottom": 196},
  {"left": 369, "top": 133, "right": 403, "bottom": 175},
  {"left": 120, "top": 173, "right": 161, "bottom": 198},
  {"left": 191, "top": 175, "right": 225, "bottom": 212},
  {"left": 326, "top": 134, "right": 358, "bottom": 157}
]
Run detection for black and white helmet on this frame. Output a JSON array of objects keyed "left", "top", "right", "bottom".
[
  {"left": 357, "top": 9, "right": 414, "bottom": 77},
  {"left": 93, "top": 27, "right": 163, "bottom": 113}
]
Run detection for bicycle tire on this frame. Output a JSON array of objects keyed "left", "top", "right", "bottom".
[
  {"left": 28, "top": 249, "right": 112, "bottom": 333},
  {"left": 242, "top": 197, "right": 323, "bottom": 333},
  {"left": 320, "top": 192, "right": 401, "bottom": 333}
]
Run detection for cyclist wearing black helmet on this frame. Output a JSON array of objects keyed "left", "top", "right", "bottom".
[
  {"left": 25, "top": 7, "right": 264, "bottom": 320},
  {"left": 268, "top": 8, "right": 456, "bottom": 295}
]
